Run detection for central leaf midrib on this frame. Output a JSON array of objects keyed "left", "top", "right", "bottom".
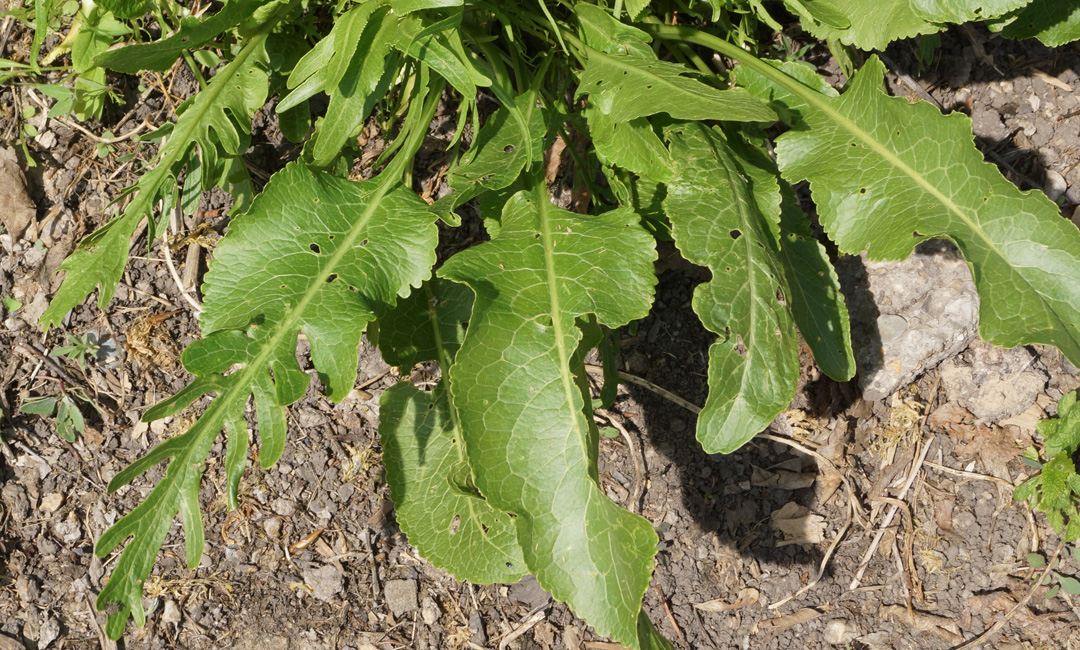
[{"left": 534, "top": 187, "right": 586, "bottom": 461}]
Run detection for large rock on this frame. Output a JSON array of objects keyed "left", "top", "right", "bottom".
[{"left": 839, "top": 241, "right": 979, "bottom": 401}]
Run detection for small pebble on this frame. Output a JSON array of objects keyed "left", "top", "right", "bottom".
[
  {"left": 823, "top": 619, "right": 857, "bottom": 645},
  {"left": 39, "top": 493, "right": 62, "bottom": 514},
  {"left": 1045, "top": 169, "right": 1068, "bottom": 202},
  {"left": 421, "top": 596, "right": 440, "bottom": 625}
]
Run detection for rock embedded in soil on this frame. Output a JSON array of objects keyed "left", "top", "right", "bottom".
[
  {"left": 384, "top": 579, "right": 418, "bottom": 616},
  {"left": 939, "top": 339, "right": 1047, "bottom": 423},
  {"left": 839, "top": 242, "right": 979, "bottom": 402},
  {"left": 302, "top": 564, "right": 344, "bottom": 602}
]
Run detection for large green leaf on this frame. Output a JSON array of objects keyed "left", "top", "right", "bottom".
[
  {"left": 94, "top": 162, "right": 438, "bottom": 638},
  {"left": 41, "top": 0, "right": 296, "bottom": 330},
  {"left": 772, "top": 56, "right": 1080, "bottom": 366},
  {"left": 910, "top": 0, "right": 1028, "bottom": 23},
  {"left": 795, "top": 0, "right": 940, "bottom": 49},
  {"left": 577, "top": 48, "right": 775, "bottom": 124},
  {"left": 663, "top": 123, "right": 800, "bottom": 453},
  {"left": 998, "top": 0, "right": 1080, "bottom": 46},
  {"left": 439, "top": 187, "right": 662, "bottom": 648}
]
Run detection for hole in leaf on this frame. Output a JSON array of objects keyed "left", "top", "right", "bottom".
[
  {"left": 913, "top": 231, "right": 924, "bottom": 238},
  {"left": 326, "top": 274, "right": 338, "bottom": 283},
  {"left": 280, "top": 284, "right": 287, "bottom": 289},
  {"left": 535, "top": 314, "right": 553, "bottom": 328},
  {"left": 729, "top": 229, "right": 742, "bottom": 240},
  {"left": 646, "top": 84, "right": 653, "bottom": 90},
  {"left": 359, "top": 239, "right": 368, "bottom": 247},
  {"left": 328, "top": 234, "right": 335, "bottom": 240},
  {"left": 481, "top": 523, "right": 490, "bottom": 534},
  {"left": 859, "top": 188, "right": 867, "bottom": 194},
  {"left": 349, "top": 285, "right": 358, "bottom": 292},
  {"left": 450, "top": 515, "right": 461, "bottom": 535},
  {"left": 503, "top": 144, "right": 515, "bottom": 153},
  {"left": 310, "top": 243, "right": 321, "bottom": 253}
]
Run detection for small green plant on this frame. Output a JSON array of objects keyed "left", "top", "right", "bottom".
[
  {"left": 50, "top": 332, "right": 101, "bottom": 371},
  {"left": 19, "top": 392, "right": 87, "bottom": 442},
  {"left": 1015, "top": 390, "right": 1080, "bottom": 541},
  {"left": 1025, "top": 548, "right": 1080, "bottom": 600},
  {"left": 14, "top": 0, "right": 1080, "bottom": 645}
]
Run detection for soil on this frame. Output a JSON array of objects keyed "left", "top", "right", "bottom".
[{"left": 2, "top": 17, "right": 1080, "bottom": 650}]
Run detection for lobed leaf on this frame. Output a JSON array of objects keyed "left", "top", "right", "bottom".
[
  {"left": 41, "top": 0, "right": 295, "bottom": 330},
  {"left": 663, "top": 123, "right": 800, "bottom": 453},
  {"left": 440, "top": 187, "right": 661, "bottom": 648},
  {"left": 773, "top": 56, "right": 1080, "bottom": 366},
  {"left": 94, "top": 162, "right": 438, "bottom": 637}
]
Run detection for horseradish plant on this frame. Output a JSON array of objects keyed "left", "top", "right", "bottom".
[{"left": 28, "top": 0, "right": 1080, "bottom": 645}]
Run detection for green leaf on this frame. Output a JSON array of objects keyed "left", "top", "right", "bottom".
[
  {"left": 96, "top": 0, "right": 150, "bottom": 20},
  {"left": 772, "top": 56, "right": 1080, "bottom": 367},
  {"left": 381, "top": 382, "right": 526, "bottom": 584},
  {"left": 910, "top": 0, "right": 1029, "bottom": 23},
  {"left": 93, "top": 162, "right": 438, "bottom": 638},
  {"left": 784, "top": 0, "right": 852, "bottom": 28},
  {"left": 430, "top": 92, "right": 546, "bottom": 216},
  {"left": 663, "top": 123, "right": 800, "bottom": 453},
  {"left": 95, "top": 0, "right": 262, "bottom": 73},
  {"left": 575, "top": 3, "right": 652, "bottom": 55},
  {"left": 440, "top": 187, "right": 661, "bottom": 648},
  {"left": 577, "top": 49, "right": 775, "bottom": 124},
  {"left": 19, "top": 396, "right": 58, "bottom": 416},
  {"left": 316, "top": 27, "right": 396, "bottom": 166},
  {"left": 795, "top": 0, "right": 941, "bottom": 50},
  {"left": 1046, "top": 583, "right": 1061, "bottom": 599},
  {"left": 587, "top": 111, "right": 673, "bottom": 182},
  {"left": 41, "top": 1, "right": 293, "bottom": 331},
  {"left": 1059, "top": 574, "right": 1080, "bottom": 595},
  {"left": 1027, "top": 552, "right": 1047, "bottom": 569},
  {"left": 3, "top": 295, "right": 23, "bottom": 312},
  {"left": 775, "top": 180, "right": 854, "bottom": 382},
  {"left": 372, "top": 278, "right": 473, "bottom": 368},
  {"left": 998, "top": 0, "right": 1080, "bottom": 46},
  {"left": 392, "top": 11, "right": 487, "bottom": 99},
  {"left": 1042, "top": 391, "right": 1080, "bottom": 458}
]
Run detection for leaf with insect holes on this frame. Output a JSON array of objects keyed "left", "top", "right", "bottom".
[
  {"left": 93, "top": 162, "right": 438, "bottom": 638},
  {"left": 41, "top": 0, "right": 295, "bottom": 331},
  {"left": 430, "top": 91, "right": 546, "bottom": 220},
  {"left": 375, "top": 278, "right": 526, "bottom": 583},
  {"left": 440, "top": 186, "right": 666, "bottom": 648},
  {"left": 764, "top": 56, "right": 1080, "bottom": 367},
  {"left": 662, "top": 123, "right": 800, "bottom": 453}
]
